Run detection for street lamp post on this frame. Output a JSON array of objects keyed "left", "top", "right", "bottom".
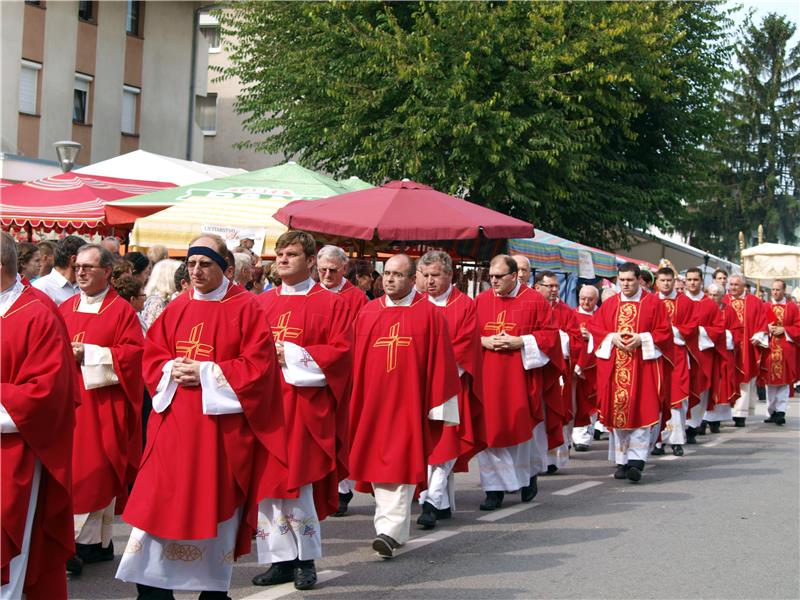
[{"left": 53, "top": 140, "right": 82, "bottom": 173}]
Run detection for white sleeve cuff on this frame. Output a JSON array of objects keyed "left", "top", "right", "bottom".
[
  {"left": 428, "top": 395, "right": 459, "bottom": 425},
  {"left": 559, "top": 330, "right": 570, "bottom": 359},
  {"left": 152, "top": 360, "right": 177, "bottom": 414},
  {"left": 752, "top": 331, "right": 769, "bottom": 348},
  {"left": 698, "top": 326, "right": 715, "bottom": 351},
  {"left": 725, "top": 330, "right": 734, "bottom": 351},
  {"left": 521, "top": 334, "right": 550, "bottom": 369},
  {"left": 595, "top": 333, "right": 614, "bottom": 360},
  {"left": 80, "top": 344, "right": 119, "bottom": 390},
  {"left": 672, "top": 326, "right": 686, "bottom": 346},
  {"left": 574, "top": 364, "right": 584, "bottom": 378},
  {"left": 200, "top": 362, "right": 243, "bottom": 415},
  {"left": 640, "top": 332, "right": 663, "bottom": 360},
  {"left": 281, "top": 341, "right": 327, "bottom": 387},
  {"left": 586, "top": 332, "right": 594, "bottom": 355},
  {"left": 0, "top": 404, "right": 18, "bottom": 433},
  {"left": 785, "top": 331, "right": 793, "bottom": 343}
]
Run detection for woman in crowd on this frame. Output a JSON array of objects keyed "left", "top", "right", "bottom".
[
  {"left": 16, "top": 242, "right": 40, "bottom": 283},
  {"left": 141, "top": 258, "right": 181, "bottom": 329},
  {"left": 124, "top": 251, "right": 152, "bottom": 285}
]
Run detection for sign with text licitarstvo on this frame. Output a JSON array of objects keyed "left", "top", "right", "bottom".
[{"left": 200, "top": 224, "right": 266, "bottom": 252}]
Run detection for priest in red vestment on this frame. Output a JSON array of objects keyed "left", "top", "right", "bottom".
[
  {"left": 706, "top": 283, "right": 743, "bottom": 418},
  {"left": 535, "top": 270, "right": 581, "bottom": 473},
  {"left": 587, "top": 262, "right": 673, "bottom": 483},
  {"left": 652, "top": 267, "right": 697, "bottom": 457},
  {"left": 1, "top": 233, "right": 75, "bottom": 600},
  {"left": 572, "top": 285, "right": 599, "bottom": 451},
  {"left": 58, "top": 244, "right": 144, "bottom": 575},
  {"left": 415, "top": 251, "right": 486, "bottom": 530},
  {"left": 723, "top": 274, "right": 770, "bottom": 427},
  {"left": 116, "top": 234, "right": 293, "bottom": 598},
  {"left": 315, "top": 244, "right": 368, "bottom": 518},
  {"left": 349, "top": 254, "right": 461, "bottom": 559},
  {"left": 252, "top": 233, "right": 352, "bottom": 591},
  {"left": 475, "top": 256, "right": 562, "bottom": 511},
  {"left": 762, "top": 280, "right": 799, "bottom": 426}
]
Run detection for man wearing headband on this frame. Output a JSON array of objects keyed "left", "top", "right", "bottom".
[
  {"left": 253, "top": 231, "right": 352, "bottom": 590},
  {"left": 116, "top": 234, "right": 293, "bottom": 599}
]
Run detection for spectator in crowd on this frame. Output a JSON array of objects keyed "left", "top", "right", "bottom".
[
  {"left": 146, "top": 244, "right": 169, "bottom": 266},
  {"left": 16, "top": 242, "right": 40, "bottom": 283},
  {"left": 101, "top": 236, "right": 121, "bottom": 256},
  {"left": 233, "top": 252, "right": 254, "bottom": 289},
  {"left": 349, "top": 260, "right": 374, "bottom": 299},
  {"left": 172, "top": 261, "right": 190, "bottom": 299},
  {"left": 36, "top": 240, "right": 57, "bottom": 280},
  {"left": 32, "top": 235, "right": 86, "bottom": 305},
  {"left": 142, "top": 259, "right": 182, "bottom": 329},
  {"left": 124, "top": 252, "right": 152, "bottom": 285},
  {"left": 113, "top": 273, "right": 148, "bottom": 335}
]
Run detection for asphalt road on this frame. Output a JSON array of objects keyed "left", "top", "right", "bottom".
[{"left": 69, "top": 398, "right": 800, "bottom": 600}]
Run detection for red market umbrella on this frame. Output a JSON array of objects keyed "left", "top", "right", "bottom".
[
  {"left": 0, "top": 172, "right": 175, "bottom": 232},
  {"left": 273, "top": 178, "right": 534, "bottom": 243}
]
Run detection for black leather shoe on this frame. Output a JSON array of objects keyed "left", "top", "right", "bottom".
[
  {"left": 626, "top": 459, "right": 644, "bottom": 482},
  {"left": 76, "top": 541, "right": 114, "bottom": 564},
  {"left": 252, "top": 561, "right": 294, "bottom": 586},
  {"left": 372, "top": 534, "right": 398, "bottom": 559},
  {"left": 593, "top": 430, "right": 603, "bottom": 441},
  {"left": 733, "top": 417, "right": 746, "bottom": 428},
  {"left": 198, "top": 592, "right": 231, "bottom": 600},
  {"left": 66, "top": 554, "right": 84, "bottom": 576},
  {"left": 775, "top": 412, "right": 786, "bottom": 425},
  {"left": 698, "top": 420, "right": 708, "bottom": 435},
  {"left": 613, "top": 464, "right": 629, "bottom": 479},
  {"left": 764, "top": 413, "right": 777, "bottom": 423},
  {"left": 574, "top": 443, "right": 590, "bottom": 452},
  {"left": 136, "top": 584, "right": 175, "bottom": 600},
  {"left": 651, "top": 445, "right": 666, "bottom": 456},
  {"left": 293, "top": 560, "right": 317, "bottom": 591},
  {"left": 709, "top": 421, "right": 721, "bottom": 433},
  {"left": 433, "top": 506, "right": 452, "bottom": 519},
  {"left": 479, "top": 491, "right": 504, "bottom": 511},
  {"left": 546, "top": 464, "right": 558, "bottom": 475},
  {"left": 416, "top": 501, "right": 437, "bottom": 529},
  {"left": 672, "top": 444, "right": 684, "bottom": 456},
  {"left": 685, "top": 427, "right": 698, "bottom": 444},
  {"left": 332, "top": 491, "right": 353, "bottom": 517},
  {"left": 520, "top": 475, "right": 538, "bottom": 502}
]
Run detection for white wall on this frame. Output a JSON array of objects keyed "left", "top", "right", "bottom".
[
  {"left": 0, "top": 1, "right": 24, "bottom": 154},
  {"left": 91, "top": 1, "right": 126, "bottom": 161}
]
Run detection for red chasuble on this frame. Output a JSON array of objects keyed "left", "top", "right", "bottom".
[
  {"left": 588, "top": 292, "right": 673, "bottom": 430},
  {"left": 258, "top": 284, "right": 352, "bottom": 520},
  {"left": 573, "top": 309, "right": 598, "bottom": 426},
  {"left": 551, "top": 300, "right": 582, "bottom": 426},
  {"left": 122, "top": 284, "right": 293, "bottom": 559},
  {"left": 336, "top": 279, "right": 369, "bottom": 321},
  {"left": 349, "top": 293, "right": 461, "bottom": 487},
  {"left": 709, "top": 304, "right": 743, "bottom": 407},
  {"left": 658, "top": 293, "right": 697, "bottom": 408},
  {"left": 475, "top": 285, "right": 562, "bottom": 448},
  {"left": 2, "top": 287, "right": 75, "bottom": 598},
  {"left": 59, "top": 289, "right": 144, "bottom": 515},
  {"left": 427, "top": 287, "right": 487, "bottom": 471},
  {"left": 724, "top": 294, "right": 770, "bottom": 384},
  {"left": 685, "top": 295, "right": 723, "bottom": 406},
  {"left": 763, "top": 301, "right": 800, "bottom": 386}
]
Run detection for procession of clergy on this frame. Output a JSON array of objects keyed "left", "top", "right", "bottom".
[{"left": 2, "top": 228, "right": 798, "bottom": 600}]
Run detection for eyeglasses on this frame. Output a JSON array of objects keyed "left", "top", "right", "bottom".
[
  {"left": 488, "top": 272, "right": 513, "bottom": 280},
  {"left": 75, "top": 264, "right": 102, "bottom": 272},
  {"left": 318, "top": 267, "right": 340, "bottom": 274}
]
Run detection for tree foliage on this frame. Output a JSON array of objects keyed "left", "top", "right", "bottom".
[
  {"left": 679, "top": 13, "right": 799, "bottom": 258},
  {"left": 220, "top": 1, "right": 732, "bottom": 249}
]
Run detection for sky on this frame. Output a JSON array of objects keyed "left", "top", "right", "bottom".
[{"left": 728, "top": 0, "right": 800, "bottom": 47}]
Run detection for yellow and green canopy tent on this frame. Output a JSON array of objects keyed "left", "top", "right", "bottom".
[{"left": 118, "top": 162, "right": 361, "bottom": 256}]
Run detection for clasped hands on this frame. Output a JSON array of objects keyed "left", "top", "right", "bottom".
[
  {"left": 768, "top": 323, "right": 784, "bottom": 337},
  {"left": 611, "top": 332, "right": 642, "bottom": 354},
  {"left": 171, "top": 357, "right": 201, "bottom": 387},
  {"left": 482, "top": 331, "right": 524, "bottom": 352}
]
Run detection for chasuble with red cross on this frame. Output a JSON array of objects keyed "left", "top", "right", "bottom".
[
  {"left": 122, "top": 284, "right": 293, "bottom": 560},
  {"left": 348, "top": 293, "right": 460, "bottom": 487}
]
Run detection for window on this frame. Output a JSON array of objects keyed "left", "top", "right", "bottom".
[
  {"left": 122, "top": 85, "right": 140, "bottom": 134},
  {"left": 126, "top": 0, "right": 141, "bottom": 35},
  {"left": 195, "top": 93, "right": 217, "bottom": 135},
  {"left": 78, "top": 0, "right": 94, "bottom": 21},
  {"left": 19, "top": 60, "right": 41, "bottom": 115},
  {"left": 73, "top": 74, "right": 92, "bottom": 124},
  {"left": 200, "top": 25, "right": 220, "bottom": 52}
]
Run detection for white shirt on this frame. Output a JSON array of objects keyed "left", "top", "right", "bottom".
[
  {"left": 385, "top": 287, "right": 417, "bottom": 307},
  {"left": 32, "top": 268, "right": 78, "bottom": 306},
  {"left": 428, "top": 285, "right": 454, "bottom": 307}
]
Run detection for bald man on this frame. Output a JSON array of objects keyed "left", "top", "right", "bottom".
[{"left": 511, "top": 254, "right": 532, "bottom": 287}]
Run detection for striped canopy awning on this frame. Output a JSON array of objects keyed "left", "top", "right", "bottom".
[{"left": 508, "top": 229, "right": 619, "bottom": 278}]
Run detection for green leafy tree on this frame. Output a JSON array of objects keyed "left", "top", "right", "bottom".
[
  {"left": 679, "top": 13, "right": 799, "bottom": 258},
  {"left": 221, "top": 1, "right": 731, "bottom": 249}
]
